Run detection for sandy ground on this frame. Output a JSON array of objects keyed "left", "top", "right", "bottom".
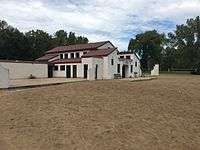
[{"left": 0, "top": 74, "right": 200, "bottom": 150}]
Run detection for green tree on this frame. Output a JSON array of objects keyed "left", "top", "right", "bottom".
[
  {"left": 0, "top": 20, "right": 28, "bottom": 60},
  {"left": 165, "top": 16, "right": 200, "bottom": 70},
  {"left": 54, "top": 30, "right": 68, "bottom": 46},
  {"left": 25, "top": 30, "right": 52, "bottom": 60},
  {"left": 67, "top": 32, "right": 76, "bottom": 45},
  {"left": 128, "top": 30, "right": 165, "bottom": 71}
]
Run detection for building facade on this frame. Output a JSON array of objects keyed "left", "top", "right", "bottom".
[{"left": 37, "top": 41, "right": 142, "bottom": 80}]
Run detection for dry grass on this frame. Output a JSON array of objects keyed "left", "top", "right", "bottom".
[{"left": 0, "top": 74, "right": 200, "bottom": 150}]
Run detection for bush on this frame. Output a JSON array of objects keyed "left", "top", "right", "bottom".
[
  {"left": 28, "top": 74, "right": 36, "bottom": 79},
  {"left": 191, "top": 65, "right": 200, "bottom": 75}
]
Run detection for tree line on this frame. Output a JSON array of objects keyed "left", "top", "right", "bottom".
[
  {"left": 128, "top": 16, "right": 200, "bottom": 72},
  {"left": 0, "top": 20, "right": 88, "bottom": 60}
]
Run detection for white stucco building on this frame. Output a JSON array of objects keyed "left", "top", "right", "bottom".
[{"left": 37, "top": 41, "right": 142, "bottom": 80}]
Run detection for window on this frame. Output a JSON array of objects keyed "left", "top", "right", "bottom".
[
  {"left": 117, "top": 64, "right": 120, "bottom": 73},
  {"left": 135, "top": 62, "right": 137, "bottom": 67},
  {"left": 83, "top": 51, "right": 87, "bottom": 55},
  {"left": 120, "top": 56, "right": 124, "bottom": 59},
  {"left": 126, "top": 55, "right": 131, "bottom": 59},
  {"left": 70, "top": 53, "right": 74, "bottom": 58},
  {"left": 131, "top": 65, "right": 133, "bottom": 73},
  {"left": 111, "top": 59, "right": 114, "bottom": 65},
  {"left": 64, "top": 53, "right": 68, "bottom": 59},
  {"left": 54, "top": 66, "right": 58, "bottom": 71},
  {"left": 76, "top": 52, "right": 80, "bottom": 58},
  {"left": 60, "top": 54, "right": 63, "bottom": 59},
  {"left": 60, "top": 65, "right": 65, "bottom": 71}
]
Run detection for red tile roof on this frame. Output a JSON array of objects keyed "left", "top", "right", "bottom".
[
  {"left": 52, "top": 58, "right": 82, "bottom": 64},
  {"left": 82, "top": 48, "right": 116, "bottom": 58},
  {"left": 45, "top": 41, "right": 113, "bottom": 54},
  {"left": 36, "top": 53, "right": 58, "bottom": 61}
]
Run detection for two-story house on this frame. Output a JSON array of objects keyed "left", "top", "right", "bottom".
[{"left": 36, "top": 41, "right": 142, "bottom": 80}]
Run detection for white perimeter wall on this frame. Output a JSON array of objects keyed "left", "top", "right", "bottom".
[
  {"left": 0, "top": 65, "right": 9, "bottom": 88},
  {"left": 0, "top": 62, "right": 48, "bottom": 79}
]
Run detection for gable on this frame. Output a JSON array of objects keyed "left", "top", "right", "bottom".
[{"left": 97, "top": 41, "right": 115, "bottom": 49}]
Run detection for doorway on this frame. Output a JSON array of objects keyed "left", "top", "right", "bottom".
[
  {"left": 84, "top": 64, "right": 88, "bottom": 79},
  {"left": 73, "top": 65, "right": 77, "bottom": 78},
  {"left": 66, "top": 65, "right": 71, "bottom": 78},
  {"left": 95, "top": 64, "right": 98, "bottom": 79},
  {"left": 122, "top": 65, "right": 128, "bottom": 78},
  {"left": 48, "top": 65, "right": 53, "bottom": 78}
]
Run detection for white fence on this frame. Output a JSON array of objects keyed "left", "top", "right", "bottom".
[
  {"left": 0, "top": 65, "right": 9, "bottom": 89},
  {"left": 0, "top": 60, "right": 48, "bottom": 79}
]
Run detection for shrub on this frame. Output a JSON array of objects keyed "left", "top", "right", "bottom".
[
  {"left": 191, "top": 65, "right": 200, "bottom": 75},
  {"left": 28, "top": 74, "right": 36, "bottom": 79}
]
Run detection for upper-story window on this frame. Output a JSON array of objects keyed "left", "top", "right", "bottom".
[
  {"left": 64, "top": 53, "right": 68, "bottom": 59},
  {"left": 76, "top": 52, "right": 80, "bottom": 58},
  {"left": 83, "top": 51, "right": 87, "bottom": 55},
  {"left": 126, "top": 56, "right": 131, "bottom": 59},
  {"left": 111, "top": 59, "right": 114, "bottom": 65},
  {"left": 60, "top": 54, "right": 64, "bottom": 59},
  {"left": 135, "top": 62, "right": 137, "bottom": 67},
  {"left": 120, "top": 56, "right": 124, "bottom": 59},
  {"left": 71, "top": 53, "right": 74, "bottom": 59}
]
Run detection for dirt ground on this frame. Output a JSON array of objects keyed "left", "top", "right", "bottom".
[{"left": 0, "top": 74, "right": 200, "bottom": 150}]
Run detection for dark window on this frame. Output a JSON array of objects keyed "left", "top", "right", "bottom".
[
  {"left": 60, "top": 65, "right": 65, "bottom": 71},
  {"left": 135, "top": 62, "right": 137, "bottom": 67},
  {"left": 111, "top": 59, "right": 114, "bottom": 65},
  {"left": 76, "top": 52, "right": 80, "bottom": 58},
  {"left": 131, "top": 65, "right": 133, "bottom": 73},
  {"left": 71, "top": 53, "right": 74, "bottom": 58},
  {"left": 117, "top": 64, "right": 120, "bottom": 73},
  {"left": 126, "top": 55, "right": 131, "bottom": 59},
  {"left": 60, "top": 54, "right": 63, "bottom": 59},
  {"left": 83, "top": 51, "right": 87, "bottom": 55},
  {"left": 120, "top": 56, "right": 124, "bottom": 58},
  {"left": 64, "top": 53, "right": 68, "bottom": 59},
  {"left": 54, "top": 66, "right": 58, "bottom": 71}
]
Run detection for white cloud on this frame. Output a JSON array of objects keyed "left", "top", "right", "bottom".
[{"left": 0, "top": 0, "right": 200, "bottom": 50}]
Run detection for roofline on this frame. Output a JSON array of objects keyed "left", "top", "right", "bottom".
[
  {"left": 45, "top": 41, "right": 115, "bottom": 54},
  {"left": 100, "top": 41, "right": 115, "bottom": 48},
  {"left": 36, "top": 54, "right": 58, "bottom": 61},
  {"left": 52, "top": 59, "right": 82, "bottom": 64},
  {"left": 118, "top": 51, "right": 134, "bottom": 54},
  {"left": 81, "top": 48, "right": 117, "bottom": 58},
  {"left": 118, "top": 51, "right": 141, "bottom": 60},
  {"left": 0, "top": 59, "right": 48, "bottom": 64},
  {"left": 133, "top": 52, "right": 141, "bottom": 60}
]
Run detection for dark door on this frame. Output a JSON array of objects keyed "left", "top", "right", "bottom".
[
  {"left": 95, "top": 64, "right": 98, "bottom": 79},
  {"left": 122, "top": 65, "right": 126, "bottom": 78},
  {"left": 84, "top": 64, "right": 88, "bottom": 79},
  {"left": 66, "top": 65, "right": 71, "bottom": 78},
  {"left": 48, "top": 65, "right": 53, "bottom": 78},
  {"left": 73, "top": 65, "right": 77, "bottom": 78}
]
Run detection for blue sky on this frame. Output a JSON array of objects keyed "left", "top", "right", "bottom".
[{"left": 0, "top": 0, "right": 200, "bottom": 50}]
